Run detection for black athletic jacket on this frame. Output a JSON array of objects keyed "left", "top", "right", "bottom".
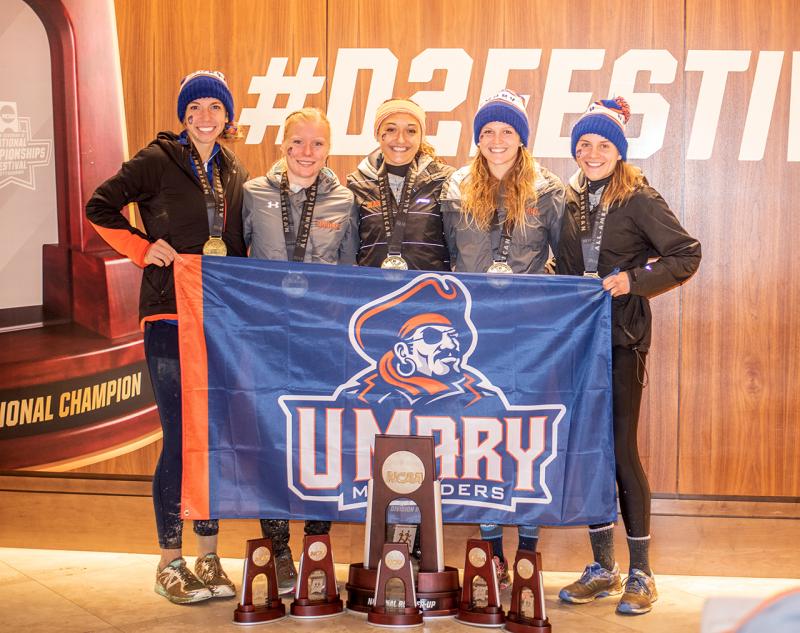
[{"left": 86, "top": 131, "right": 248, "bottom": 323}]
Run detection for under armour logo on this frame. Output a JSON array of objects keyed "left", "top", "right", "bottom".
[{"left": 266, "top": 200, "right": 280, "bottom": 209}]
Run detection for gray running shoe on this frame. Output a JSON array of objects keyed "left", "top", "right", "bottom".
[
  {"left": 154, "top": 558, "right": 213, "bottom": 604},
  {"left": 275, "top": 550, "right": 298, "bottom": 595},
  {"left": 558, "top": 562, "right": 622, "bottom": 604},
  {"left": 616, "top": 568, "right": 658, "bottom": 615},
  {"left": 194, "top": 553, "right": 236, "bottom": 598}
]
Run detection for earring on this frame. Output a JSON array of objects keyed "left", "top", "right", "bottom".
[{"left": 396, "top": 357, "right": 416, "bottom": 378}]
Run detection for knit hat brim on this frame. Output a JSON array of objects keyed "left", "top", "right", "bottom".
[
  {"left": 571, "top": 113, "right": 628, "bottom": 161},
  {"left": 473, "top": 91, "right": 530, "bottom": 147},
  {"left": 177, "top": 73, "right": 235, "bottom": 123},
  {"left": 473, "top": 106, "right": 529, "bottom": 147},
  {"left": 373, "top": 99, "right": 427, "bottom": 139}
]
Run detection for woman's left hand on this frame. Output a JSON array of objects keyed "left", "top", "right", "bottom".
[{"left": 602, "top": 271, "right": 631, "bottom": 297}]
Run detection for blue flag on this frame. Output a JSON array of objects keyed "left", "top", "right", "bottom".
[{"left": 175, "top": 255, "right": 615, "bottom": 526}]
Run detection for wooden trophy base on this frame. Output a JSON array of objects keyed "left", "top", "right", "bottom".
[
  {"left": 289, "top": 596, "right": 344, "bottom": 619},
  {"left": 367, "top": 606, "right": 423, "bottom": 628},
  {"left": 415, "top": 567, "right": 461, "bottom": 617},
  {"left": 345, "top": 564, "right": 460, "bottom": 617},
  {"left": 503, "top": 616, "right": 552, "bottom": 633},
  {"left": 345, "top": 563, "right": 378, "bottom": 614},
  {"left": 233, "top": 599, "right": 286, "bottom": 625},
  {"left": 455, "top": 607, "right": 505, "bottom": 628}
]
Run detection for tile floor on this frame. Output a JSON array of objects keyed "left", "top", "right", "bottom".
[{"left": 0, "top": 547, "right": 796, "bottom": 633}]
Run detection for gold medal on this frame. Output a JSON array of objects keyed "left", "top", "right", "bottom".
[
  {"left": 487, "top": 261, "right": 513, "bottom": 274},
  {"left": 381, "top": 255, "right": 409, "bottom": 270},
  {"left": 203, "top": 236, "right": 227, "bottom": 256}
]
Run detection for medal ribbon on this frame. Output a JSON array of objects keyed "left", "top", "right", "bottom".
[
  {"left": 280, "top": 171, "right": 320, "bottom": 263},
  {"left": 494, "top": 208, "right": 516, "bottom": 265},
  {"left": 578, "top": 180, "right": 609, "bottom": 275},
  {"left": 377, "top": 162, "right": 417, "bottom": 258},
  {"left": 188, "top": 144, "right": 225, "bottom": 238}
]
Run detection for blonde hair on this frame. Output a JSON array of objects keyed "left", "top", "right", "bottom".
[
  {"left": 462, "top": 149, "right": 538, "bottom": 231},
  {"left": 600, "top": 161, "right": 644, "bottom": 208},
  {"left": 282, "top": 107, "right": 331, "bottom": 147}
]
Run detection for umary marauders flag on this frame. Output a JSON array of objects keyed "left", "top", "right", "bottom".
[{"left": 175, "top": 255, "right": 616, "bottom": 526}]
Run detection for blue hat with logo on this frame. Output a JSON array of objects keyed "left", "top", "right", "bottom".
[
  {"left": 570, "top": 96, "right": 631, "bottom": 161},
  {"left": 473, "top": 89, "right": 530, "bottom": 147},
  {"left": 177, "top": 70, "right": 235, "bottom": 123}
]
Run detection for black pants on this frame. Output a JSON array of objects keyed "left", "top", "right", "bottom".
[
  {"left": 591, "top": 346, "right": 651, "bottom": 537},
  {"left": 144, "top": 321, "right": 218, "bottom": 549},
  {"left": 260, "top": 519, "right": 331, "bottom": 557}
]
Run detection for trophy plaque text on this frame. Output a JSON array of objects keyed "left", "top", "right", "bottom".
[
  {"left": 233, "top": 538, "right": 286, "bottom": 625},
  {"left": 456, "top": 539, "right": 505, "bottom": 627},
  {"left": 504, "top": 550, "right": 551, "bottom": 633},
  {"left": 289, "top": 534, "right": 344, "bottom": 618}
]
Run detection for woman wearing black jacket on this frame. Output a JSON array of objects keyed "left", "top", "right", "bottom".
[
  {"left": 348, "top": 98, "right": 453, "bottom": 271},
  {"left": 556, "top": 97, "right": 701, "bottom": 615},
  {"left": 86, "top": 70, "right": 247, "bottom": 605}
]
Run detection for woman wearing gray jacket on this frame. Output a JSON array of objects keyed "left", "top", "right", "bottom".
[
  {"left": 441, "top": 89, "right": 565, "bottom": 588},
  {"left": 241, "top": 107, "right": 357, "bottom": 594}
]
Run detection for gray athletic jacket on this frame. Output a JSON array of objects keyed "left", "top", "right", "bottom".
[
  {"left": 440, "top": 162, "right": 565, "bottom": 274},
  {"left": 243, "top": 162, "right": 358, "bottom": 264}
]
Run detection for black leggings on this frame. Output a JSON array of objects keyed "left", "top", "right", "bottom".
[{"left": 591, "top": 346, "right": 651, "bottom": 537}]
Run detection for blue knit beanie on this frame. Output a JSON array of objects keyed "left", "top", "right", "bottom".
[
  {"left": 570, "top": 97, "right": 631, "bottom": 160},
  {"left": 473, "top": 89, "right": 530, "bottom": 147},
  {"left": 177, "top": 70, "right": 235, "bottom": 123}
]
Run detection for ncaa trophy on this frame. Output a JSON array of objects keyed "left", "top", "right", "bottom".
[
  {"left": 346, "top": 434, "right": 461, "bottom": 617},
  {"left": 367, "top": 543, "right": 423, "bottom": 627},
  {"left": 455, "top": 539, "right": 505, "bottom": 627},
  {"left": 233, "top": 538, "right": 286, "bottom": 625},
  {"left": 504, "top": 550, "right": 551, "bottom": 633},
  {"left": 289, "top": 533, "right": 344, "bottom": 618}
]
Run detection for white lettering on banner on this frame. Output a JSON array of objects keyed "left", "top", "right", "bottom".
[
  {"left": 609, "top": 49, "right": 677, "bottom": 159},
  {"left": 533, "top": 49, "right": 605, "bottom": 158},
  {"left": 505, "top": 416, "right": 546, "bottom": 492},
  {"left": 328, "top": 48, "right": 398, "bottom": 155},
  {"left": 462, "top": 417, "right": 503, "bottom": 481},
  {"left": 740, "top": 51, "right": 784, "bottom": 161},
  {"left": 242, "top": 47, "right": 800, "bottom": 160},
  {"left": 686, "top": 50, "right": 751, "bottom": 160},
  {"left": 408, "top": 48, "right": 473, "bottom": 156},
  {"left": 790, "top": 52, "right": 800, "bottom": 162},
  {"left": 298, "top": 406, "right": 343, "bottom": 488},
  {"left": 415, "top": 415, "right": 460, "bottom": 479}
]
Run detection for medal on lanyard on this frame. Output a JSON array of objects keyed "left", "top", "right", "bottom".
[
  {"left": 190, "top": 145, "right": 227, "bottom": 257},
  {"left": 378, "top": 164, "right": 415, "bottom": 270},
  {"left": 486, "top": 210, "right": 515, "bottom": 274}
]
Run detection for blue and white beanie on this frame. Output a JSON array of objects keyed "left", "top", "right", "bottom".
[
  {"left": 570, "top": 96, "right": 631, "bottom": 161},
  {"left": 473, "top": 89, "right": 530, "bottom": 147},
  {"left": 177, "top": 70, "right": 235, "bottom": 123}
]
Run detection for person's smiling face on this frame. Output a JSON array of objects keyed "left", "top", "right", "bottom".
[
  {"left": 282, "top": 119, "right": 330, "bottom": 187},
  {"left": 378, "top": 113, "right": 422, "bottom": 166},
  {"left": 574, "top": 133, "right": 621, "bottom": 181},
  {"left": 183, "top": 97, "right": 226, "bottom": 154}
]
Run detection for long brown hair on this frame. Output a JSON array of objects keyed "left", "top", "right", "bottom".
[
  {"left": 462, "top": 149, "right": 538, "bottom": 231},
  {"left": 600, "top": 161, "right": 644, "bottom": 208}
]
